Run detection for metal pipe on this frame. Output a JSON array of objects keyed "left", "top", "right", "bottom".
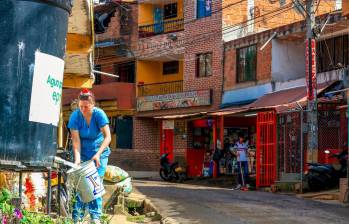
[
  {"left": 347, "top": 90, "right": 349, "bottom": 202},
  {"left": 93, "top": 69, "right": 119, "bottom": 78},
  {"left": 57, "top": 170, "right": 62, "bottom": 216},
  {"left": 47, "top": 168, "right": 52, "bottom": 215},
  {"left": 300, "top": 111, "right": 304, "bottom": 194},
  {"left": 18, "top": 172, "right": 23, "bottom": 203},
  {"left": 260, "top": 32, "right": 277, "bottom": 51},
  {"left": 325, "top": 87, "right": 349, "bottom": 95}
]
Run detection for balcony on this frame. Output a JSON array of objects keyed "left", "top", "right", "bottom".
[
  {"left": 138, "top": 80, "right": 183, "bottom": 97},
  {"left": 139, "top": 18, "right": 184, "bottom": 38}
]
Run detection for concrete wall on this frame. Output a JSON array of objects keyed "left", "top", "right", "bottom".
[{"left": 271, "top": 39, "right": 305, "bottom": 82}]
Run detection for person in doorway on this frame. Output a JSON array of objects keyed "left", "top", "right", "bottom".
[
  {"left": 232, "top": 135, "right": 249, "bottom": 190},
  {"left": 68, "top": 89, "right": 111, "bottom": 224}
]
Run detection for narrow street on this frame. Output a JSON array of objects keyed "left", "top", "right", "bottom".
[{"left": 134, "top": 180, "right": 349, "bottom": 224}]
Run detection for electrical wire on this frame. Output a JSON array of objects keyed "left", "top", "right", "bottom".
[
  {"left": 96, "top": 4, "right": 296, "bottom": 67},
  {"left": 95, "top": 0, "right": 339, "bottom": 67},
  {"left": 96, "top": 2, "right": 296, "bottom": 66},
  {"left": 136, "top": 0, "right": 248, "bottom": 27}
]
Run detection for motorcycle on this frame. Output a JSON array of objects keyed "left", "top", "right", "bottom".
[
  {"left": 159, "top": 153, "right": 187, "bottom": 182},
  {"left": 305, "top": 149, "right": 348, "bottom": 191}
]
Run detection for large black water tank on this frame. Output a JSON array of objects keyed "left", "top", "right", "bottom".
[{"left": 0, "top": 0, "right": 72, "bottom": 168}]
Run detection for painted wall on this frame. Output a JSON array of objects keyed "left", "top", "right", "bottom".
[
  {"left": 271, "top": 39, "right": 305, "bottom": 82},
  {"left": 136, "top": 60, "right": 183, "bottom": 84},
  {"left": 139, "top": 3, "right": 154, "bottom": 25},
  {"left": 138, "top": 0, "right": 184, "bottom": 25}
]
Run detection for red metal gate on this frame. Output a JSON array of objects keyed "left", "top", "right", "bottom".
[{"left": 256, "top": 111, "right": 277, "bottom": 188}]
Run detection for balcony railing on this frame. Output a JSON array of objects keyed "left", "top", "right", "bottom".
[
  {"left": 138, "top": 80, "right": 183, "bottom": 97},
  {"left": 139, "top": 18, "right": 184, "bottom": 38}
]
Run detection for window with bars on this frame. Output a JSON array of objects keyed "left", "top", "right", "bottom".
[
  {"left": 237, "top": 45, "right": 257, "bottom": 83},
  {"left": 164, "top": 3, "right": 177, "bottom": 19},
  {"left": 317, "top": 35, "right": 349, "bottom": 73},
  {"left": 196, "top": 53, "right": 212, "bottom": 77}
]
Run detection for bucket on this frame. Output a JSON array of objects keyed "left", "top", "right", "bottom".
[{"left": 67, "top": 161, "right": 105, "bottom": 203}]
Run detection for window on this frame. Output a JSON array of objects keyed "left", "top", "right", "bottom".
[
  {"left": 317, "top": 35, "right": 349, "bottom": 73},
  {"left": 114, "top": 61, "right": 135, "bottom": 83},
  {"left": 196, "top": 53, "right": 212, "bottom": 77},
  {"left": 164, "top": 3, "right": 177, "bottom": 20},
  {"left": 94, "top": 65, "right": 102, "bottom": 85},
  {"left": 197, "top": 0, "right": 212, "bottom": 19},
  {"left": 163, "top": 61, "right": 179, "bottom": 75},
  {"left": 237, "top": 45, "right": 257, "bottom": 83}
]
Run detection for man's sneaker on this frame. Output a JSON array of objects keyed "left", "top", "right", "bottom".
[
  {"left": 246, "top": 184, "right": 251, "bottom": 188},
  {"left": 232, "top": 184, "right": 241, "bottom": 190}
]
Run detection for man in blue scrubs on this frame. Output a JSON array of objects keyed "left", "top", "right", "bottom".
[{"left": 68, "top": 89, "right": 111, "bottom": 224}]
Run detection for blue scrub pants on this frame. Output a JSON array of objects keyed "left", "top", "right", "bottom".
[{"left": 72, "top": 157, "right": 108, "bottom": 222}]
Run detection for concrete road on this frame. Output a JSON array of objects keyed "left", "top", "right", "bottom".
[{"left": 134, "top": 180, "right": 349, "bottom": 224}]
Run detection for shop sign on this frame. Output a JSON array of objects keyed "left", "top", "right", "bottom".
[
  {"left": 305, "top": 39, "right": 316, "bottom": 101},
  {"left": 137, "top": 90, "right": 212, "bottom": 112},
  {"left": 29, "top": 51, "right": 64, "bottom": 126},
  {"left": 163, "top": 120, "right": 174, "bottom": 129}
]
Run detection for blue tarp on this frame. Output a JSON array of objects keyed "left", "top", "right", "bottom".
[{"left": 221, "top": 83, "right": 272, "bottom": 108}]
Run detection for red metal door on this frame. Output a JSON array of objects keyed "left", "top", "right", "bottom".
[
  {"left": 160, "top": 129, "right": 174, "bottom": 162},
  {"left": 256, "top": 111, "right": 277, "bottom": 188}
]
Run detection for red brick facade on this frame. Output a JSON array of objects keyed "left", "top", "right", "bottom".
[
  {"left": 130, "top": 1, "right": 224, "bottom": 171},
  {"left": 224, "top": 42, "right": 272, "bottom": 91},
  {"left": 110, "top": 118, "right": 160, "bottom": 171},
  {"left": 222, "top": 0, "right": 335, "bottom": 37},
  {"left": 135, "top": 31, "right": 185, "bottom": 59},
  {"left": 183, "top": 0, "right": 223, "bottom": 110}
]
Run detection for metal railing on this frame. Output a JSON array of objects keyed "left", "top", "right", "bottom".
[
  {"left": 138, "top": 18, "right": 184, "bottom": 38},
  {"left": 138, "top": 80, "right": 183, "bottom": 97}
]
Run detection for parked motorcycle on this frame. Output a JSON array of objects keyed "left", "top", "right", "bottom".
[
  {"left": 305, "top": 149, "right": 348, "bottom": 191},
  {"left": 159, "top": 153, "right": 187, "bottom": 182}
]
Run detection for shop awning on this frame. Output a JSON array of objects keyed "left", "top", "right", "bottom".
[
  {"left": 153, "top": 112, "right": 207, "bottom": 119},
  {"left": 210, "top": 82, "right": 336, "bottom": 116},
  {"left": 221, "top": 83, "right": 272, "bottom": 108}
]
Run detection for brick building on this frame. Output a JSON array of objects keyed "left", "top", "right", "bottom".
[
  {"left": 62, "top": 1, "right": 346, "bottom": 181},
  {"left": 63, "top": 0, "right": 137, "bottom": 152},
  {"left": 132, "top": 0, "right": 224, "bottom": 173},
  {"left": 214, "top": 0, "right": 346, "bottom": 187},
  {"left": 63, "top": 0, "right": 225, "bottom": 174}
]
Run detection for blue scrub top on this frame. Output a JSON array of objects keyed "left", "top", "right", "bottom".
[{"left": 68, "top": 107, "right": 111, "bottom": 160}]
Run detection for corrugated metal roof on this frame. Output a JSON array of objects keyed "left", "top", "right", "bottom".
[{"left": 210, "top": 82, "right": 335, "bottom": 116}]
